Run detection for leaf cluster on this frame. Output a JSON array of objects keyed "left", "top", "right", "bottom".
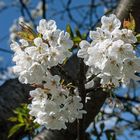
[{"left": 8, "top": 104, "right": 39, "bottom": 139}]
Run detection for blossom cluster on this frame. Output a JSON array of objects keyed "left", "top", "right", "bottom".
[
  {"left": 28, "top": 74, "right": 85, "bottom": 130},
  {"left": 11, "top": 19, "right": 73, "bottom": 84},
  {"left": 11, "top": 14, "right": 140, "bottom": 130},
  {"left": 78, "top": 14, "right": 139, "bottom": 87},
  {"left": 10, "top": 19, "right": 85, "bottom": 130}
]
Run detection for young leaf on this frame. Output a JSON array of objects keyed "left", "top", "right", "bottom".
[
  {"left": 136, "top": 34, "right": 140, "bottom": 42},
  {"left": 17, "top": 22, "right": 37, "bottom": 42},
  {"left": 123, "top": 13, "right": 135, "bottom": 31},
  {"left": 81, "top": 33, "right": 87, "bottom": 40},
  {"left": 73, "top": 36, "right": 81, "bottom": 43},
  {"left": 75, "top": 28, "right": 82, "bottom": 38},
  {"left": 66, "top": 24, "right": 74, "bottom": 38},
  {"left": 8, "top": 117, "right": 17, "bottom": 122},
  {"left": 17, "top": 113, "right": 24, "bottom": 123},
  {"left": 8, "top": 123, "right": 24, "bottom": 138}
]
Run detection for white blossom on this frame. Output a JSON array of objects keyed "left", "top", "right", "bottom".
[
  {"left": 10, "top": 19, "right": 73, "bottom": 84},
  {"left": 112, "top": 28, "right": 137, "bottom": 43},
  {"left": 77, "top": 40, "right": 91, "bottom": 63},
  {"left": 46, "top": 46, "right": 66, "bottom": 67},
  {"left": 85, "top": 80, "right": 94, "bottom": 89},
  {"left": 19, "top": 39, "right": 29, "bottom": 47},
  {"left": 10, "top": 41, "right": 22, "bottom": 52},
  {"left": 58, "top": 31, "right": 73, "bottom": 49},
  {"left": 122, "top": 58, "right": 140, "bottom": 85},
  {"left": 10, "top": 18, "right": 86, "bottom": 130},
  {"left": 37, "top": 19, "right": 57, "bottom": 35},
  {"left": 101, "top": 14, "right": 121, "bottom": 31},
  {"left": 34, "top": 37, "right": 48, "bottom": 48},
  {"left": 43, "top": 29, "right": 61, "bottom": 46},
  {"left": 28, "top": 86, "right": 85, "bottom": 130},
  {"left": 90, "top": 28, "right": 111, "bottom": 45},
  {"left": 108, "top": 40, "right": 134, "bottom": 61},
  {"left": 77, "top": 14, "right": 140, "bottom": 86}
]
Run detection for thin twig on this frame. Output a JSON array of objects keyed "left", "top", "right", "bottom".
[
  {"left": 116, "top": 95, "right": 140, "bottom": 103},
  {"left": 0, "top": 48, "right": 13, "bottom": 54},
  {"left": 19, "top": 0, "right": 34, "bottom": 23},
  {"left": 41, "top": 0, "right": 46, "bottom": 19}
]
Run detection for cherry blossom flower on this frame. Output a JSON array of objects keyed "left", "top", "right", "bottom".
[{"left": 77, "top": 14, "right": 140, "bottom": 87}]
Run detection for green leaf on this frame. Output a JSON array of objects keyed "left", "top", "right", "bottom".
[
  {"left": 75, "top": 28, "right": 82, "bottom": 38},
  {"left": 73, "top": 37, "right": 81, "bottom": 43},
  {"left": 13, "top": 110, "right": 19, "bottom": 114},
  {"left": 81, "top": 33, "right": 87, "bottom": 40},
  {"left": 136, "top": 34, "right": 140, "bottom": 42},
  {"left": 95, "top": 112, "right": 102, "bottom": 122},
  {"left": 129, "top": 14, "right": 135, "bottom": 31},
  {"left": 34, "top": 123, "right": 40, "bottom": 129},
  {"left": 66, "top": 24, "right": 74, "bottom": 38},
  {"left": 18, "top": 114, "right": 24, "bottom": 123},
  {"left": 38, "top": 33, "right": 42, "bottom": 38},
  {"left": 8, "top": 103, "right": 39, "bottom": 138},
  {"left": 8, "top": 123, "right": 24, "bottom": 138},
  {"left": 8, "top": 117, "right": 17, "bottom": 122},
  {"left": 25, "top": 123, "right": 30, "bottom": 131}
]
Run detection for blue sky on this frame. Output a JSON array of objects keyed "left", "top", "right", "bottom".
[{"left": 0, "top": 0, "right": 105, "bottom": 68}]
